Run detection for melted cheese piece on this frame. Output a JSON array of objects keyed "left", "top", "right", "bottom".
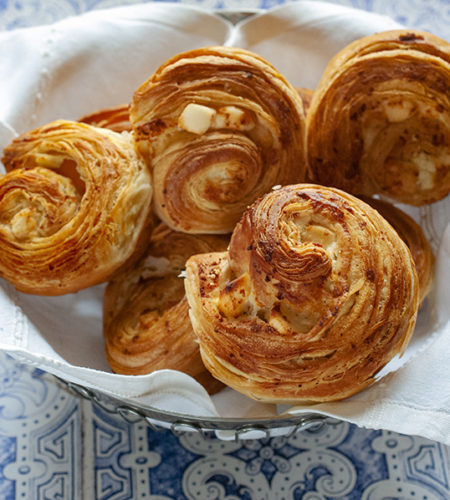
[
  {"left": 213, "top": 106, "right": 254, "bottom": 131},
  {"left": 382, "top": 98, "right": 415, "bottom": 123},
  {"left": 414, "top": 152, "right": 436, "bottom": 190},
  {"left": 178, "top": 103, "right": 216, "bottom": 135}
]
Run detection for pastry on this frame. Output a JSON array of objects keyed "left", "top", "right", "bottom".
[
  {"left": 296, "top": 87, "right": 314, "bottom": 114},
  {"left": 0, "top": 120, "right": 153, "bottom": 295},
  {"left": 306, "top": 29, "right": 450, "bottom": 205},
  {"left": 103, "top": 223, "right": 228, "bottom": 393},
  {"left": 130, "top": 46, "right": 307, "bottom": 234},
  {"left": 361, "top": 196, "right": 434, "bottom": 304},
  {"left": 79, "top": 104, "right": 131, "bottom": 133},
  {"left": 185, "top": 184, "right": 419, "bottom": 403}
]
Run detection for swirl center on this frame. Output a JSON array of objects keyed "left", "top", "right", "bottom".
[
  {"left": 0, "top": 168, "right": 81, "bottom": 241},
  {"left": 259, "top": 204, "right": 334, "bottom": 283}
]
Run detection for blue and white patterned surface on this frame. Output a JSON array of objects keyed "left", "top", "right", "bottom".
[
  {"left": 0, "top": 0, "right": 449, "bottom": 40},
  {"left": 0, "top": 1, "right": 449, "bottom": 499},
  {"left": 1, "top": 353, "right": 449, "bottom": 499}
]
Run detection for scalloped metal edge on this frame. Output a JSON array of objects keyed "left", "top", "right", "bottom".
[{"left": 55, "top": 375, "right": 333, "bottom": 440}]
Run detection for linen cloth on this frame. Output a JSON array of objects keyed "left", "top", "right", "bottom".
[{"left": 0, "top": 1, "right": 448, "bottom": 444}]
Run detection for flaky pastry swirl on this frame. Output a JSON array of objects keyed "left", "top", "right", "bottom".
[
  {"left": 0, "top": 120, "right": 152, "bottom": 295},
  {"left": 185, "top": 184, "right": 419, "bottom": 403},
  {"left": 130, "top": 46, "right": 306, "bottom": 233},
  {"left": 360, "top": 196, "right": 434, "bottom": 305},
  {"left": 103, "top": 223, "right": 228, "bottom": 393},
  {"left": 296, "top": 87, "right": 314, "bottom": 115},
  {"left": 306, "top": 30, "right": 450, "bottom": 205},
  {"left": 79, "top": 104, "right": 131, "bottom": 133}
]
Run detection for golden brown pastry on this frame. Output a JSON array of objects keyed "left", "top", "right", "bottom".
[
  {"left": 103, "top": 223, "right": 228, "bottom": 393},
  {"left": 79, "top": 104, "right": 131, "bottom": 133},
  {"left": 361, "top": 196, "right": 434, "bottom": 304},
  {"left": 296, "top": 87, "right": 314, "bottom": 115},
  {"left": 0, "top": 120, "right": 153, "bottom": 295},
  {"left": 306, "top": 30, "right": 450, "bottom": 205},
  {"left": 185, "top": 184, "right": 419, "bottom": 403},
  {"left": 130, "top": 46, "right": 307, "bottom": 234}
]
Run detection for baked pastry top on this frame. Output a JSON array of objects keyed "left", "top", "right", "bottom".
[
  {"left": 130, "top": 46, "right": 307, "bottom": 234},
  {"left": 0, "top": 120, "right": 153, "bottom": 295},
  {"left": 306, "top": 29, "right": 450, "bottom": 205},
  {"left": 295, "top": 87, "right": 314, "bottom": 115},
  {"left": 79, "top": 104, "right": 131, "bottom": 133},
  {"left": 185, "top": 184, "right": 419, "bottom": 403},
  {"left": 0, "top": 33, "right": 441, "bottom": 404},
  {"left": 103, "top": 222, "right": 228, "bottom": 393},
  {"left": 360, "top": 196, "right": 434, "bottom": 305}
]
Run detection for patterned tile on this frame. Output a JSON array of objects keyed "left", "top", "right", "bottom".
[
  {"left": 0, "top": 353, "right": 449, "bottom": 498},
  {"left": 0, "top": 354, "right": 81, "bottom": 500},
  {"left": 86, "top": 408, "right": 450, "bottom": 499}
]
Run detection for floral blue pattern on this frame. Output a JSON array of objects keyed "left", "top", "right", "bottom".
[
  {"left": 0, "top": 1, "right": 449, "bottom": 499},
  {"left": 0, "top": 353, "right": 448, "bottom": 499},
  {"left": 0, "top": 355, "right": 81, "bottom": 499}
]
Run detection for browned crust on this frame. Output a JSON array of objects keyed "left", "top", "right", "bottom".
[
  {"left": 130, "top": 46, "right": 307, "bottom": 234},
  {"left": 0, "top": 120, "right": 153, "bottom": 294},
  {"left": 360, "top": 196, "right": 434, "bottom": 304},
  {"left": 103, "top": 223, "right": 228, "bottom": 394},
  {"left": 185, "top": 184, "right": 419, "bottom": 403},
  {"left": 306, "top": 29, "right": 450, "bottom": 206},
  {"left": 78, "top": 104, "right": 131, "bottom": 133}
]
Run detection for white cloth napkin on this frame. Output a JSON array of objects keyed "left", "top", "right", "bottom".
[{"left": 0, "top": 1, "right": 449, "bottom": 444}]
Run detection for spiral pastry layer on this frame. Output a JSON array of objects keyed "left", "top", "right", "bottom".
[
  {"left": 79, "top": 104, "right": 131, "bottom": 133},
  {"left": 0, "top": 120, "right": 153, "bottom": 295},
  {"left": 185, "top": 184, "right": 419, "bottom": 403},
  {"left": 361, "top": 196, "right": 434, "bottom": 305},
  {"left": 307, "top": 30, "right": 450, "bottom": 205},
  {"left": 130, "top": 46, "right": 307, "bottom": 234},
  {"left": 296, "top": 87, "right": 314, "bottom": 115},
  {"left": 103, "top": 223, "right": 228, "bottom": 393}
]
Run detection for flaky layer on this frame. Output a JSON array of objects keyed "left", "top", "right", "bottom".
[
  {"left": 79, "top": 104, "right": 131, "bottom": 133},
  {"left": 103, "top": 223, "right": 228, "bottom": 394},
  {"left": 185, "top": 184, "right": 419, "bottom": 403},
  {"left": 130, "top": 46, "right": 307, "bottom": 233},
  {"left": 0, "top": 120, "right": 153, "bottom": 295},
  {"left": 307, "top": 30, "right": 450, "bottom": 205},
  {"left": 295, "top": 87, "right": 314, "bottom": 115},
  {"left": 360, "top": 196, "right": 434, "bottom": 304}
]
